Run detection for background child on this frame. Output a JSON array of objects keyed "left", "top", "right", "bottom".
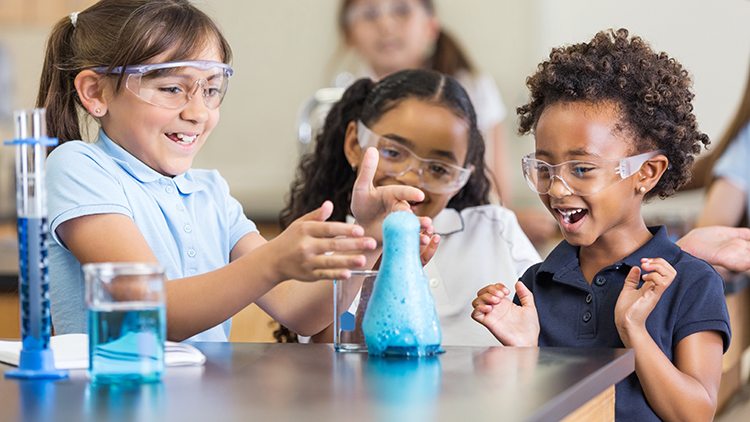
[
  {"left": 693, "top": 60, "right": 750, "bottom": 231},
  {"left": 335, "top": 0, "right": 558, "bottom": 246},
  {"left": 39, "top": 0, "right": 430, "bottom": 342},
  {"left": 277, "top": 68, "right": 540, "bottom": 346},
  {"left": 472, "top": 29, "right": 731, "bottom": 421}
]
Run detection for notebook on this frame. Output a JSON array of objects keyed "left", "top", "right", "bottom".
[{"left": 0, "top": 334, "right": 206, "bottom": 369}]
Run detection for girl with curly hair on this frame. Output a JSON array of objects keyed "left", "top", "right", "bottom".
[
  {"left": 276, "top": 68, "right": 540, "bottom": 346},
  {"left": 472, "top": 29, "right": 730, "bottom": 421}
]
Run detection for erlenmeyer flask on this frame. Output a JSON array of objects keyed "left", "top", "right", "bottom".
[{"left": 362, "top": 211, "right": 442, "bottom": 356}]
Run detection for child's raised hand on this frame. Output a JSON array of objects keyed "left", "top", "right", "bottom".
[
  {"left": 471, "top": 281, "right": 540, "bottom": 347},
  {"left": 351, "top": 148, "right": 433, "bottom": 245},
  {"left": 615, "top": 258, "right": 676, "bottom": 346},
  {"left": 269, "top": 200, "right": 377, "bottom": 281}
]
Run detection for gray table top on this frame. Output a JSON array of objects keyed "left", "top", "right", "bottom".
[{"left": 0, "top": 342, "right": 634, "bottom": 422}]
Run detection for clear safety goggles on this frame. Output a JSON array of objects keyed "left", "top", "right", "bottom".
[
  {"left": 91, "top": 60, "right": 233, "bottom": 110},
  {"left": 521, "top": 150, "right": 663, "bottom": 196},
  {"left": 357, "top": 120, "right": 472, "bottom": 194},
  {"left": 345, "top": 0, "right": 424, "bottom": 25}
]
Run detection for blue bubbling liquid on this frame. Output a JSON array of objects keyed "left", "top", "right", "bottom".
[{"left": 362, "top": 211, "right": 442, "bottom": 356}]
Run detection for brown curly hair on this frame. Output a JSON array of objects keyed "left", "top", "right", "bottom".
[{"left": 517, "top": 28, "right": 709, "bottom": 201}]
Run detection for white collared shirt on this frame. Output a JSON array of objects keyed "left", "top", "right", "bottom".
[{"left": 347, "top": 205, "right": 540, "bottom": 347}]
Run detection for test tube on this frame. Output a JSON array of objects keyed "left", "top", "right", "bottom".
[{"left": 4, "top": 108, "right": 67, "bottom": 379}]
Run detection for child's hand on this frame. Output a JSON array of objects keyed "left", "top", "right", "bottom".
[
  {"left": 420, "top": 233, "right": 440, "bottom": 266},
  {"left": 615, "top": 258, "right": 676, "bottom": 346},
  {"left": 270, "top": 200, "right": 377, "bottom": 281},
  {"left": 351, "top": 148, "right": 433, "bottom": 245},
  {"left": 471, "top": 281, "right": 539, "bottom": 347}
]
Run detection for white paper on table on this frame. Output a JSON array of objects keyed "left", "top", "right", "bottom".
[{"left": 0, "top": 333, "right": 206, "bottom": 369}]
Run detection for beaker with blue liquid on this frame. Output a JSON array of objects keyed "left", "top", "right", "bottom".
[{"left": 84, "top": 262, "right": 166, "bottom": 384}]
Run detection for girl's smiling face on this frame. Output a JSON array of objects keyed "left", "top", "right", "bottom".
[
  {"left": 96, "top": 46, "right": 223, "bottom": 177},
  {"left": 345, "top": 97, "right": 470, "bottom": 219},
  {"left": 533, "top": 101, "right": 649, "bottom": 248},
  {"left": 345, "top": 0, "right": 439, "bottom": 78}
]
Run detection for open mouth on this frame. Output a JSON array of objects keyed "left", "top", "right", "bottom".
[
  {"left": 406, "top": 200, "right": 423, "bottom": 213},
  {"left": 555, "top": 207, "right": 588, "bottom": 229},
  {"left": 166, "top": 132, "right": 198, "bottom": 145}
]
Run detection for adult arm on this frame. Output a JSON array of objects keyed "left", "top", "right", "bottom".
[
  {"left": 676, "top": 178, "right": 750, "bottom": 271},
  {"left": 695, "top": 178, "right": 746, "bottom": 227}
]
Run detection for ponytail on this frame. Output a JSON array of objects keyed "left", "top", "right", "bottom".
[
  {"left": 429, "top": 30, "right": 474, "bottom": 76},
  {"left": 279, "top": 78, "right": 375, "bottom": 229},
  {"left": 37, "top": 16, "right": 83, "bottom": 145}
]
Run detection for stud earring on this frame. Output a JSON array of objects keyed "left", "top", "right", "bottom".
[
  {"left": 95, "top": 108, "right": 101, "bottom": 115},
  {"left": 638, "top": 186, "right": 646, "bottom": 193},
  {"left": 351, "top": 163, "right": 357, "bottom": 172}
]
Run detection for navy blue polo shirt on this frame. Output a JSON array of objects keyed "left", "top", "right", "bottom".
[{"left": 515, "top": 226, "right": 731, "bottom": 421}]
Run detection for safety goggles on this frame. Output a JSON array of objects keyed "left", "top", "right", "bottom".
[
  {"left": 345, "top": 0, "right": 424, "bottom": 25},
  {"left": 357, "top": 120, "right": 472, "bottom": 194},
  {"left": 521, "top": 150, "right": 663, "bottom": 196},
  {"left": 91, "top": 60, "right": 233, "bottom": 110}
]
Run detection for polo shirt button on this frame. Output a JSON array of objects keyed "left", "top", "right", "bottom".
[
  {"left": 184, "top": 224, "right": 192, "bottom": 233},
  {"left": 187, "top": 249, "right": 196, "bottom": 257},
  {"left": 582, "top": 311, "right": 592, "bottom": 322},
  {"left": 585, "top": 294, "right": 592, "bottom": 304},
  {"left": 176, "top": 204, "right": 184, "bottom": 211},
  {"left": 429, "top": 278, "right": 440, "bottom": 288},
  {"left": 594, "top": 275, "right": 606, "bottom": 286},
  {"left": 165, "top": 186, "right": 174, "bottom": 194}
]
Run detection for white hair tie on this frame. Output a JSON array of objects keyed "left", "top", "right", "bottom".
[{"left": 70, "top": 11, "right": 80, "bottom": 28}]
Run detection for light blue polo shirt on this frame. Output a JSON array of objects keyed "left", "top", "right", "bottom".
[
  {"left": 713, "top": 122, "right": 750, "bottom": 215},
  {"left": 46, "top": 129, "right": 258, "bottom": 342}
]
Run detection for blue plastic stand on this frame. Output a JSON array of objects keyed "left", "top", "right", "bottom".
[{"left": 5, "top": 349, "right": 68, "bottom": 379}]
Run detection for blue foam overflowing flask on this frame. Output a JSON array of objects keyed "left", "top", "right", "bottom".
[
  {"left": 362, "top": 211, "right": 442, "bottom": 356},
  {"left": 4, "top": 108, "right": 67, "bottom": 379}
]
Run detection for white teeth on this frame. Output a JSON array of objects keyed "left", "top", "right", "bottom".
[
  {"left": 173, "top": 133, "right": 197, "bottom": 144},
  {"left": 559, "top": 208, "right": 584, "bottom": 224}
]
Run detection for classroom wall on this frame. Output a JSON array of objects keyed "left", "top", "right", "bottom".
[{"left": 0, "top": 0, "right": 748, "bottom": 221}]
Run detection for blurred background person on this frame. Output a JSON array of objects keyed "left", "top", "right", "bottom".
[{"left": 328, "top": 0, "right": 558, "bottom": 246}]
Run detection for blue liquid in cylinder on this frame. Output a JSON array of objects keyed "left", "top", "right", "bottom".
[
  {"left": 17, "top": 216, "right": 52, "bottom": 351},
  {"left": 362, "top": 211, "right": 442, "bottom": 356},
  {"left": 88, "top": 305, "right": 166, "bottom": 383}
]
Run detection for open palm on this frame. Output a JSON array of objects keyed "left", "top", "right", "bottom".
[{"left": 472, "top": 281, "right": 540, "bottom": 347}]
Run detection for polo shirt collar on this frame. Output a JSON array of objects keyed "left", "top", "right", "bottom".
[
  {"left": 538, "top": 225, "right": 678, "bottom": 276},
  {"left": 615, "top": 225, "right": 680, "bottom": 268},
  {"left": 432, "top": 208, "right": 464, "bottom": 235},
  {"left": 96, "top": 129, "right": 203, "bottom": 194}
]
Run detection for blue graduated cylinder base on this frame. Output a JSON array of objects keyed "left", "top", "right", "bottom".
[{"left": 5, "top": 348, "right": 68, "bottom": 379}]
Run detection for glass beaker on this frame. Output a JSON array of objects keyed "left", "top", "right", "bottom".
[{"left": 84, "top": 262, "right": 166, "bottom": 384}]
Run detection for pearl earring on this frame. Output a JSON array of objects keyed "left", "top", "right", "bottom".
[
  {"left": 351, "top": 164, "right": 357, "bottom": 172},
  {"left": 95, "top": 108, "right": 101, "bottom": 115},
  {"left": 639, "top": 186, "right": 646, "bottom": 193}
]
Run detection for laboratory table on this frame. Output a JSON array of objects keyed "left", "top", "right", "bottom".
[{"left": 0, "top": 342, "right": 634, "bottom": 422}]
